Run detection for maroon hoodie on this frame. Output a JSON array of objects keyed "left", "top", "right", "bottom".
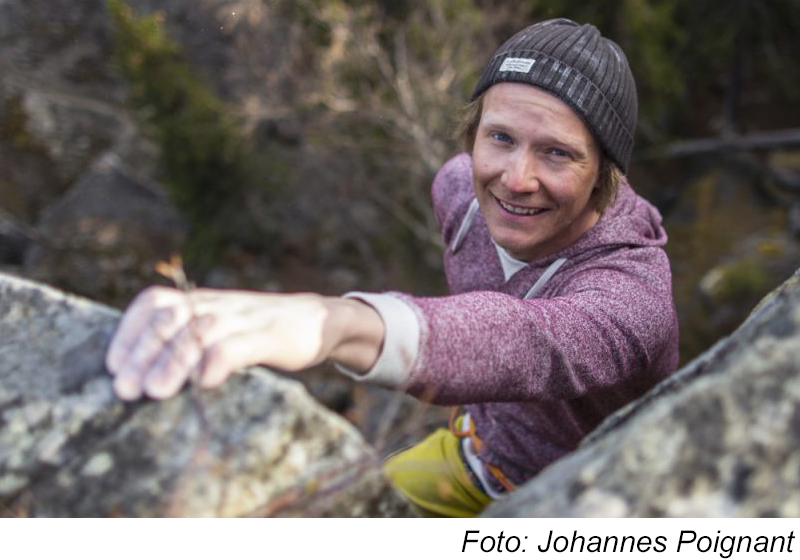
[{"left": 343, "top": 153, "right": 679, "bottom": 488}]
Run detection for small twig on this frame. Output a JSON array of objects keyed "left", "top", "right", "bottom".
[
  {"left": 370, "top": 189, "right": 444, "bottom": 251},
  {"left": 155, "top": 255, "right": 233, "bottom": 517}
]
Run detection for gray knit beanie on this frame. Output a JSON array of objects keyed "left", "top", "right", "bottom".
[{"left": 472, "top": 18, "right": 637, "bottom": 173}]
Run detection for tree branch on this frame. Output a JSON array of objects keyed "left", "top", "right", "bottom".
[{"left": 642, "top": 128, "right": 800, "bottom": 159}]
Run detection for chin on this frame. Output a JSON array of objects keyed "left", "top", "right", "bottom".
[{"left": 493, "top": 234, "right": 539, "bottom": 261}]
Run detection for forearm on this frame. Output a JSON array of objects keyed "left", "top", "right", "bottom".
[{"left": 107, "top": 287, "right": 390, "bottom": 401}]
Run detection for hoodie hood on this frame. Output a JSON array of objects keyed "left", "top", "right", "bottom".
[{"left": 551, "top": 179, "right": 668, "bottom": 263}]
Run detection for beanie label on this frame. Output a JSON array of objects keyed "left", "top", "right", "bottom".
[{"left": 498, "top": 57, "right": 536, "bottom": 74}]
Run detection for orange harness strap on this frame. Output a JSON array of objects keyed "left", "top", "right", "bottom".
[{"left": 448, "top": 407, "right": 517, "bottom": 493}]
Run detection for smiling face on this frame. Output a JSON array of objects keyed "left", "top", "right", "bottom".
[{"left": 471, "top": 82, "right": 602, "bottom": 262}]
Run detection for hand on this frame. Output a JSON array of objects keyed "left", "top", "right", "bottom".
[{"left": 105, "top": 286, "right": 384, "bottom": 401}]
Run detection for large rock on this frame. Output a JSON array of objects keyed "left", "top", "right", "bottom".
[
  {"left": 483, "top": 269, "right": 800, "bottom": 517},
  {"left": 0, "top": 272, "right": 414, "bottom": 517}
]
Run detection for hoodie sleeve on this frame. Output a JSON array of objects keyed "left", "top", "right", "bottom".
[{"left": 390, "top": 250, "right": 678, "bottom": 405}]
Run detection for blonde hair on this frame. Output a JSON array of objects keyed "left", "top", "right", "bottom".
[{"left": 455, "top": 94, "right": 623, "bottom": 213}]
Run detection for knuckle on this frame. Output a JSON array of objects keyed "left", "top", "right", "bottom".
[
  {"left": 204, "top": 342, "right": 228, "bottom": 368},
  {"left": 151, "top": 308, "right": 177, "bottom": 336},
  {"left": 145, "top": 351, "right": 192, "bottom": 397},
  {"left": 155, "top": 307, "right": 175, "bottom": 324},
  {"left": 138, "top": 285, "right": 178, "bottom": 308},
  {"left": 137, "top": 286, "right": 161, "bottom": 306},
  {"left": 188, "top": 314, "right": 216, "bottom": 339},
  {"left": 168, "top": 337, "right": 196, "bottom": 369}
]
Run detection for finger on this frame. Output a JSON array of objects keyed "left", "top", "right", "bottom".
[
  {"left": 142, "top": 317, "right": 210, "bottom": 399},
  {"left": 106, "top": 287, "right": 185, "bottom": 374},
  {"left": 108, "top": 307, "right": 192, "bottom": 401},
  {"left": 124, "top": 306, "right": 191, "bottom": 376},
  {"left": 113, "top": 369, "right": 145, "bottom": 401},
  {"left": 197, "top": 332, "right": 263, "bottom": 389}
]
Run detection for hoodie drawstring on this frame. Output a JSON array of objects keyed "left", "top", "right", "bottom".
[
  {"left": 524, "top": 258, "right": 567, "bottom": 299},
  {"left": 451, "top": 197, "right": 568, "bottom": 299},
  {"left": 450, "top": 198, "right": 480, "bottom": 253}
]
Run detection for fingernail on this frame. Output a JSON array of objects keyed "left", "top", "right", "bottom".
[
  {"left": 114, "top": 374, "right": 143, "bottom": 401},
  {"left": 144, "top": 372, "right": 177, "bottom": 400}
]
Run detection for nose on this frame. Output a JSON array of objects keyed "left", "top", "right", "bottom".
[{"left": 502, "top": 150, "right": 540, "bottom": 194}]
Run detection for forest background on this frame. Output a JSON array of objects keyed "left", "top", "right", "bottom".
[{"left": 2, "top": 0, "right": 800, "bottom": 443}]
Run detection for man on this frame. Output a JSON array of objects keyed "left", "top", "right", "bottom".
[{"left": 106, "top": 19, "right": 679, "bottom": 517}]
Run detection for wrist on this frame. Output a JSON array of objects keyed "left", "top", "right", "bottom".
[{"left": 324, "top": 297, "right": 385, "bottom": 374}]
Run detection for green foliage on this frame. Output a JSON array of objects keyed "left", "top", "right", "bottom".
[
  {"left": 711, "top": 260, "right": 771, "bottom": 304},
  {"left": 262, "top": 0, "right": 486, "bottom": 291},
  {"left": 1, "top": 96, "right": 38, "bottom": 150},
  {"left": 618, "top": 0, "right": 685, "bottom": 138},
  {"left": 100, "top": 0, "right": 800, "bottom": 317},
  {"left": 290, "top": 0, "right": 485, "bottom": 162},
  {"left": 487, "top": 0, "right": 800, "bottom": 143},
  {"left": 107, "top": 0, "right": 258, "bottom": 264},
  {"left": 640, "top": 0, "right": 800, "bottom": 136},
  {"left": 0, "top": 95, "right": 60, "bottom": 219}
]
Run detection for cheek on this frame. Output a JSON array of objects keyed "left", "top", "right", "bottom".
[
  {"left": 472, "top": 142, "right": 503, "bottom": 178},
  {"left": 552, "top": 171, "right": 597, "bottom": 207},
  {"left": 475, "top": 149, "right": 506, "bottom": 177},
  {"left": 472, "top": 162, "right": 496, "bottom": 189}
]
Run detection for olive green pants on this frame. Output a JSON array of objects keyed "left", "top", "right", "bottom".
[{"left": 383, "top": 426, "right": 492, "bottom": 517}]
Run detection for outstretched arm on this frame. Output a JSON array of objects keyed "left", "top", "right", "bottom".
[{"left": 105, "top": 286, "right": 385, "bottom": 400}]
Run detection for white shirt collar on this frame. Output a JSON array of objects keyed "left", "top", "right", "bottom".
[{"left": 492, "top": 240, "right": 528, "bottom": 282}]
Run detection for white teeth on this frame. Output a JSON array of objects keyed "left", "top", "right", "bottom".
[{"left": 498, "top": 198, "right": 545, "bottom": 216}]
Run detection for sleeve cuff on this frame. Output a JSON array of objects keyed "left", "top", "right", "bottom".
[{"left": 333, "top": 292, "right": 420, "bottom": 388}]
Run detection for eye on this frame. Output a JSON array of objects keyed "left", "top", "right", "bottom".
[
  {"left": 491, "top": 131, "right": 513, "bottom": 144},
  {"left": 547, "top": 147, "right": 572, "bottom": 159}
]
